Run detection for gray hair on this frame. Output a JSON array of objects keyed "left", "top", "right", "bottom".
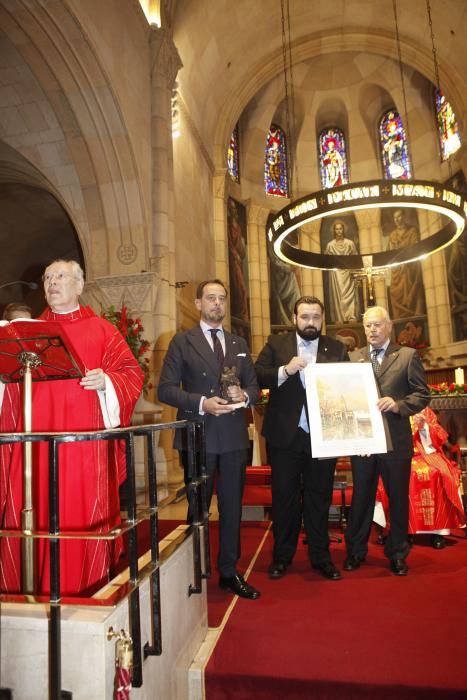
[
  {"left": 362, "top": 306, "right": 391, "bottom": 323},
  {"left": 45, "top": 259, "right": 84, "bottom": 281}
]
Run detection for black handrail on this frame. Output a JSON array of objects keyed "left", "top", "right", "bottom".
[{"left": 0, "top": 419, "right": 210, "bottom": 699}]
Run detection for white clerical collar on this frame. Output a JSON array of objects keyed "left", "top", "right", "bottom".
[{"left": 51, "top": 305, "right": 80, "bottom": 314}]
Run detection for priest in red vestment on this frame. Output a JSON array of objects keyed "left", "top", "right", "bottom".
[
  {"left": 0, "top": 260, "right": 144, "bottom": 595},
  {"left": 375, "top": 407, "right": 465, "bottom": 548}
]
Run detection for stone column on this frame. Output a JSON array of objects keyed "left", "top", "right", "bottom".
[
  {"left": 300, "top": 221, "right": 324, "bottom": 300},
  {"left": 417, "top": 208, "right": 452, "bottom": 346},
  {"left": 150, "top": 27, "right": 183, "bottom": 491},
  {"left": 84, "top": 272, "right": 167, "bottom": 502},
  {"left": 213, "top": 173, "right": 230, "bottom": 287}
]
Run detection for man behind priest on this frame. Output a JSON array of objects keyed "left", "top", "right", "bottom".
[
  {"left": 255, "top": 295, "right": 349, "bottom": 582},
  {"left": 0, "top": 259, "right": 144, "bottom": 595},
  {"left": 158, "top": 279, "right": 261, "bottom": 600}
]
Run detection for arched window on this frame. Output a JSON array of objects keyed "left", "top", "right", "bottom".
[
  {"left": 318, "top": 127, "right": 349, "bottom": 189},
  {"left": 227, "top": 123, "right": 240, "bottom": 182},
  {"left": 265, "top": 124, "right": 288, "bottom": 197},
  {"left": 435, "top": 89, "right": 461, "bottom": 161},
  {"left": 379, "top": 110, "right": 411, "bottom": 180}
]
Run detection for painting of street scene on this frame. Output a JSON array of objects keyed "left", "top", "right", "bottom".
[{"left": 316, "top": 375, "right": 372, "bottom": 441}]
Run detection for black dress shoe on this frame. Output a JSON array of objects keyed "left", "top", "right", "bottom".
[
  {"left": 268, "top": 561, "right": 289, "bottom": 579},
  {"left": 390, "top": 558, "right": 408, "bottom": 576},
  {"left": 219, "top": 574, "right": 261, "bottom": 599},
  {"left": 312, "top": 561, "right": 342, "bottom": 580},
  {"left": 431, "top": 534, "right": 446, "bottom": 549},
  {"left": 343, "top": 555, "right": 364, "bottom": 571}
]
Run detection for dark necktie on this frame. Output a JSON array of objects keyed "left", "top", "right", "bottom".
[
  {"left": 371, "top": 348, "right": 383, "bottom": 375},
  {"left": 209, "top": 328, "right": 225, "bottom": 370}
]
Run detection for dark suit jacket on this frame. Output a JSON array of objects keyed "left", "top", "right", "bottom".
[
  {"left": 158, "top": 325, "right": 259, "bottom": 454},
  {"left": 255, "top": 333, "right": 349, "bottom": 449},
  {"left": 350, "top": 343, "right": 430, "bottom": 457}
]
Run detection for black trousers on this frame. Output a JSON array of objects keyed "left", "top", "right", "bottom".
[
  {"left": 345, "top": 453, "right": 411, "bottom": 561},
  {"left": 180, "top": 449, "right": 248, "bottom": 578},
  {"left": 268, "top": 428, "right": 337, "bottom": 566}
]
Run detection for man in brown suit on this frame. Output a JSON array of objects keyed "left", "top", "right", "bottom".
[{"left": 344, "top": 306, "right": 430, "bottom": 576}]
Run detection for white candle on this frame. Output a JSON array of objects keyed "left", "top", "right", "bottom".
[{"left": 454, "top": 367, "right": 464, "bottom": 385}]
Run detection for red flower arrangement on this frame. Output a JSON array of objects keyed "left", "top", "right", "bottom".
[
  {"left": 428, "top": 382, "right": 466, "bottom": 396},
  {"left": 102, "top": 305, "right": 152, "bottom": 393}
]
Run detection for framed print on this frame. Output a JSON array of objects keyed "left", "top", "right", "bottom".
[{"left": 304, "top": 362, "right": 388, "bottom": 458}]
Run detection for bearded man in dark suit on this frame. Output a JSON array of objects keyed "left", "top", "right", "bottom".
[
  {"left": 255, "top": 296, "right": 349, "bottom": 581},
  {"left": 158, "top": 279, "right": 260, "bottom": 599},
  {"left": 344, "top": 305, "right": 430, "bottom": 576}
]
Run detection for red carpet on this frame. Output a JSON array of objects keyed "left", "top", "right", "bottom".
[
  {"left": 205, "top": 528, "right": 467, "bottom": 699},
  {"left": 206, "top": 521, "right": 270, "bottom": 627}
]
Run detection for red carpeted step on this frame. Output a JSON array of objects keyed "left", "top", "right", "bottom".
[
  {"left": 205, "top": 528, "right": 467, "bottom": 698},
  {"left": 245, "top": 465, "right": 272, "bottom": 484}
]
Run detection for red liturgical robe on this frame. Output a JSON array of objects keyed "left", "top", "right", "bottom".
[
  {"left": 0, "top": 306, "right": 144, "bottom": 595},
  {"left": 376, "top": 408, "right": 465, "bottom": 534}
]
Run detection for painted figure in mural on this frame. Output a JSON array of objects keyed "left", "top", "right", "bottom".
[
  {"left": 386, "top": 209, "right": 426, "bottom": 320},
  {"left": 322, "top": 138, "right": 344, "bottom": 189},
  {"left": 227, "top": 198, "right": 249, "bottom": 321},
  {"left": 267, "top": 238, "right": 301, "bottom": 325},
  {"left": 396, "top": 320, "right": 428, "bottom": 350},
  {"left": 324, "top": 220, "right": 359, "bottom": 324}
]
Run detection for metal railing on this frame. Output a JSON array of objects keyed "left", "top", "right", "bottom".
[{"left": 0, "top": 419, "right": 210, "bottom": 699}]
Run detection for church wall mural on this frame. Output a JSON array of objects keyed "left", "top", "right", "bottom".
[
  {"left": 266, "top": 213, "right": 301, "bottom": 330},
  {"left": 227, "top": 197, "right": 251, "bottom": 343},
  {"left": 320, "top": 213, "right": 364, "bottom": 350},
  {"left": 380, "top": 207, "right": 429, "bottom": 347}
]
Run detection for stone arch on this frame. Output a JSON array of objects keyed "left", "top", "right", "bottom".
[
  {"left": 0, "top": 0, "right": 149, "bottom": 279},
  {"left": 0, "top": 140, "right": 84, "bottom": 314},
  {"left": 214, "top": 30, "right": 466, "bottom": 172}
]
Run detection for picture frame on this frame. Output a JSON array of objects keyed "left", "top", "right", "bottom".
[{"left": 304, "top": 361, "right": 388, "bottom": 458}]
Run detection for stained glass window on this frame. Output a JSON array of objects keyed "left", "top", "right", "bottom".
[
  {"left": 379, "top": 110, "right": 411, "bottom": 180},
  {"left": 227, "top": 123, "right": 240, "bottom": 182},
  {"left": 265, "top": 124, "right": 288, "bottom": 197},
  {"left": 318, "top": 128, "right": 349, "bottom": 189},
  {"left": 435, "top": 89, "right": 461, "bottom": 161}
]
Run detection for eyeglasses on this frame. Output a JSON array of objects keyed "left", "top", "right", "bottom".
[{"left": 42, "top": 271, "right": 78, "bottom": 283}]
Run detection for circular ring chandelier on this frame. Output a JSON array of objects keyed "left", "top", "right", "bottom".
[{"left": 269, "top": 179, "right": 466, "bottom": 271}]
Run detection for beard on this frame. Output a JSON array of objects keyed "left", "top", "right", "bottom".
[
  {"left": 204, "top": 308, "right": 225, "bottom": 324},
  {"left": 296, "top": 325, "right": 321, "bottom": 341}
]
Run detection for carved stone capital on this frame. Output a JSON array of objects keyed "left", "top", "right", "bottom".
[
  {"left": 150, "top": 26, "right": 182, "bottom": 88},
  {"left": 84, "top": 271, "right": 161, "bottom": 315}
]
